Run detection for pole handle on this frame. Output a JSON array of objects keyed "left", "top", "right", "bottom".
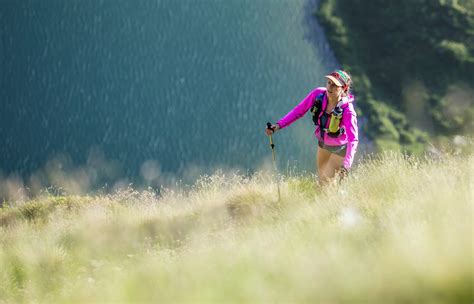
[
  {"left": 266, "top": 122, "right": 275, "bottom": 132},
  {"left": 266, "top": 122, "right": 275, "bottom": 148}
]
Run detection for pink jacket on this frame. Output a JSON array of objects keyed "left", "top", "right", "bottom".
[{"left": 277, "top": 87, "right": 358, "bottom": 169}]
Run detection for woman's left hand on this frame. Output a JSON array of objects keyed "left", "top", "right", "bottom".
[{"left": 339, "top": 166, "right": 349, "bottom": 178}]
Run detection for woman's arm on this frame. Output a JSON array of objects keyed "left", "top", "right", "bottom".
[
  {"left": 342, "top": 102, "right": 358, "bottom": 169},
  {"left": 277, "top": 87, "right": 325, "bottom": 129}
]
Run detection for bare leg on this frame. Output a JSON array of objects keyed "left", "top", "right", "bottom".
[
  {"left": 316, "top": 146, "right": 331, "bottom": 185},
  {"left": 317, "top": 147, "right": 344, "bottom": 185},
  {"left": 326, "top": 153, "right": 344, "bottom": 182}
]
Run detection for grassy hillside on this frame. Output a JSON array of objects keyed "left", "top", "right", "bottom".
[
  {"left": 0, "top": 150, "right": 472, "bottom": 303},
  {"left": 316, "top": 0, "right": 474, "bottom": 152}
]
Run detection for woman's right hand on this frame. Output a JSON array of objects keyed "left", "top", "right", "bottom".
[{"left": 265, "top": 123, "right": 279, "bottom": 136}]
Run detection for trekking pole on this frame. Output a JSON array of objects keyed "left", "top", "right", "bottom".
[{"left": 266, "top": 122, "right": 281, "bottom": 201}]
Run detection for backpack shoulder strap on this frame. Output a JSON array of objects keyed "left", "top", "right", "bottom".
[
  {"left": 310, "top": 92, "right": 325, "bottom": 125},
  {"left": 316, "top": 92, "right": 325, "bottom": 106}
]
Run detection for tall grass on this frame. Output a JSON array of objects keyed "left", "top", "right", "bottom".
[{"left": 0, "top": 152, "right": 472, "bottom": 303}]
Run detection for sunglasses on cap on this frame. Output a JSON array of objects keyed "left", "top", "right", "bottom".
[{"left": 330, "top": 70, "right": 349, "bottom": 85}]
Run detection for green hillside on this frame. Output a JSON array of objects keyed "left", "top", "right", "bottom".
[{"left": 317, "top": 0, "right": 474, "bottom": 152}]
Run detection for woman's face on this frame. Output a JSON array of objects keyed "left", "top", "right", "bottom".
[{"left": 326, "top": 79, "right": 344, "bottom": 99}]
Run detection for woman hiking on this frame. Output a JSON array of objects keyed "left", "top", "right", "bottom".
[{"left": 266, "top": 70, "right": 358, "bottom": 185}]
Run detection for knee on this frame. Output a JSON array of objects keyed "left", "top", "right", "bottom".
[
  {"left": 318, "top": 165, "right": 331, "bottom": 182},
  {"left": 319, "top": 164, "right": 341, "bottom": 185}
]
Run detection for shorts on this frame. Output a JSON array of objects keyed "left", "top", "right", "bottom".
[{"left": 318, "top": 141, "right": 347, "bottom": 157}]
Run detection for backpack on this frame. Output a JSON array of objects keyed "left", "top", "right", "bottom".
[{"left": 310, "top": 92, "right": 346, "bottom": 138}]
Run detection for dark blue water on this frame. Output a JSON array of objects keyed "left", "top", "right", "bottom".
[{"left": 1, "top": 0, "right": 338, "bottom": 187}]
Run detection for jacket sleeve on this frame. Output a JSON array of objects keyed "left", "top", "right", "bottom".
[
  {"left": 277, "top": 88, "right": 324, "bottom": 129},
  {"left": 342, "top": 102, "right": 358, "bottom": 169}
]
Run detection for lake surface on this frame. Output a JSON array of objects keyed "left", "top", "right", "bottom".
[{"left": 1, "top": 0, "right": 339, "bottom": 186}]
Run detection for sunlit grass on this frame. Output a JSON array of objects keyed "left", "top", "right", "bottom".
[{"left": 0, "top": 152, "right": 472, "bottom": 303}]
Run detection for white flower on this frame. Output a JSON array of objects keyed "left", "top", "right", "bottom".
[{"left": 339, "top": 206, "right": 361, "bottom": 229}]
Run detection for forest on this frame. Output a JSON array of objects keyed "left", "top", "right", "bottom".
[{"left": 317, "top": 0, "right": 474, "bottom": 152}]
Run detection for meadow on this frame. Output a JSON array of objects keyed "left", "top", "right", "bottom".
[{"left": 0, "top": 151, "right": 472, "bottom": 303}]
